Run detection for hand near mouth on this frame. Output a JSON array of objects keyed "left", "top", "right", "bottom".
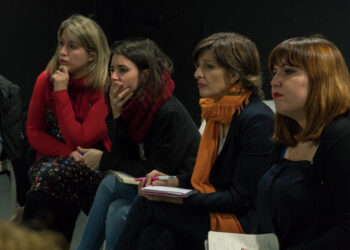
[
  {"left": 109, "top": 83, "right": 133, "bottom": 119},
  {"left": 52, "top": 65, "right": 69, "bottom": 91}
]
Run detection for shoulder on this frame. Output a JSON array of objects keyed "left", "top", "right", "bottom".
[
  {"left": 34, "top": 70, "right": 51, "bottom": 88},
  {"left": 156, "top": 96, "right": 193, "bottom": 122},
  {"left": 236, "top": 94, "right": 274, "bottom": 126},
  {"left": 90, "top": 89, "right": 106, "bottom": 103},
  {"left": 321, "top": 114, "right": 350, "bottom": 145},
  {"left": 152, "top": 96, "right": 198, "bottom": 133}
]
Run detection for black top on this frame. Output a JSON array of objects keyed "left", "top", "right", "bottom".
[
  {"left": 178, "top": 94, "right": 275, "bottom": 232},
  {"left": 255, "top": 114, "right": 350, "bottom": 250},
  {"left": 99, "top": 96, "right": 200, "bottom": 177}
]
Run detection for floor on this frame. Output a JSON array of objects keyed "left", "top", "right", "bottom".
[{"left": 0, "top": 173, "right": 87, "bottom": 250}]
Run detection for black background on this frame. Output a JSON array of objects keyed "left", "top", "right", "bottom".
[{"left": 1, "top": 0, "right": 349, "bottom": 125}]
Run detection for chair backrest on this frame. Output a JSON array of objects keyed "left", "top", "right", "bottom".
[{"left": 263, "top": 100, "right": 275, "bottom": 113}]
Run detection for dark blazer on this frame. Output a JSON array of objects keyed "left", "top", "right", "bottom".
[
  {"left": 99, "top": 96, "right": 200, "bottom": 177},
  {"left": 178, "top": 94, "right": 275, "bottom": 232}
]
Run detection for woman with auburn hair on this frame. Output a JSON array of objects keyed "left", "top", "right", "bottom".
[
  {"left": 115, "top": 32, "right": 275, "bottom": 250},
  {"left": 253, "top": 36, "right": 350, "bottom": 249},
  {"left": 20, "top": 14, "right": 111, "bottom": 240}
]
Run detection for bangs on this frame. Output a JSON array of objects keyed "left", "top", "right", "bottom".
[{"left": 268, "top": 39, "right": 306, "bottom": 72}]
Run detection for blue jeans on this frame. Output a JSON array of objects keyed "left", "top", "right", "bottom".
[{"left": 76, "top": 174, "right": 138, "bottom": 250}]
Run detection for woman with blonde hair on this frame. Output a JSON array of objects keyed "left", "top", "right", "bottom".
[
  {"left": 21, "top": 14, "right": 111, "bottom": 241},
  {"left": 254, "top": 36, "right": 350, "bottom": 249},
  {"left": 115, "top": 32, "right": 275, "bottom": 250}
]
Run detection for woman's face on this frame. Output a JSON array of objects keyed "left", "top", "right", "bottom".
[
  {"left": 58, "top": 30, "right": 93, "bottom": 77},
  {"left": 109, "top": 54, "right": 140, "bottom": 92},
  {"left": 271, "top": 63, "right": 309, "bottom": 123},
  {"left": 194, "top": 50, "right": 233, "bottom": 100}
]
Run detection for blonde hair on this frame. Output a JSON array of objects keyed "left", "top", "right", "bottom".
[
  {"left": 0, "top": 220, "right": 68, "bottom": 250},
  {"left": 46, "top": 14, "right": 110, "bottom": 90},
  {"left": 269, "top": 36, "right": 350, "bottom": 146}
]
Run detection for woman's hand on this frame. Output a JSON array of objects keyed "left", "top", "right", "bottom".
[
  {"left": 69, "top": 150, "right": 83, "bottom": 161},
  {"left": 144, "top": 170, "right": 179, "bottom": 187},
  {"left": 138, "top": 179, "right": 183, "bottom": 204},
  {"left": 78, "top": 146, "right": 103, "bottom": 171},
  {"left": 109, "top": 83, "right": 133, "bottom": 119},
  {"left": 52, "top": 66, "right": 69, "bottom": 91}
]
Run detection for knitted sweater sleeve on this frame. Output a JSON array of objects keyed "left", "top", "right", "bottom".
[
  {"left": 26, "top": 72, "right": 73, "bottom": 156},
  {"left": 54, "top": 89, "right": 108, "bottom": 150}
]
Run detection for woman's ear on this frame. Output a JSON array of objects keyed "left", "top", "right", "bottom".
[
  {"left": 141, "top": 69, "right": 149, "bottom": 82},
  {"left": 229, "top": 75, "right": 239, "bottom": 85}
]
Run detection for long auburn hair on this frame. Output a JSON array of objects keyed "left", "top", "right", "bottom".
[{"left": 269, "top": 36, "right": 350, "bottom": 146}]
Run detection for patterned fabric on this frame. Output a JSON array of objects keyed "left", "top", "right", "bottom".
[
  {"left": 29, "top": 156, "right": 105, "bottom": 213},
  {"left": 45, "top": 109, "right": 64, "bottom": 143},
  {"left": 28, "top": 109, "right": 105, "bottom": 212}
]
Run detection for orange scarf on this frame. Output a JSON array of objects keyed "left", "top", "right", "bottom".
[{"left": 191, "top": 85, "right": 251, "bottom": 233}]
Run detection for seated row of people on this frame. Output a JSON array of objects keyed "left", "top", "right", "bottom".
[{"left": 15, "top": 14, "right": 350, "bottom": 250}]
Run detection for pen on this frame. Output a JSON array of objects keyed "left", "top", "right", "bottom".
[{"left": 135, "top": 176, "right": 176, "bottom": 181}]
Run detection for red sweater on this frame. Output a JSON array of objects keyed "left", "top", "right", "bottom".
[{"left": 27, "top": 70, "right": 111, "bottom": 158}]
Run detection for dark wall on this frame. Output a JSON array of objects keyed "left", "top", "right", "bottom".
[{"left": 1, "top": 0, "right": 350, "bottom": 125}]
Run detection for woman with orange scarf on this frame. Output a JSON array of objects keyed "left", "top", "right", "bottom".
[{"left": 115, "top": 32, "right": 275, "bottom": 250}]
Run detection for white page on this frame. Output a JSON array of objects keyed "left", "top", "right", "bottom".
[
  {"left": 208, "top": 231, "right": 279, "bottom": 250},
  {"left": 142, "top": 186, "right": 193, "bottom": 195}
]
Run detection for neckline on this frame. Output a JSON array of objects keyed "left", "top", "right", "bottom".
[{"left": 281, "top": 145, "right": 319, "bottom": 165}]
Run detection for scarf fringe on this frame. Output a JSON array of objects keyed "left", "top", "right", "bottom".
[{"left": 201, "top": 104, "right": 244, "bottom": 124}]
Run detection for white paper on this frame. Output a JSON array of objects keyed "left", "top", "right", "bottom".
[
  {"left": 141, "top": 185, "right": 198, "bottom": 197},
  {"left": 208, "top": 231, "right": 279, "bottom": 250}
]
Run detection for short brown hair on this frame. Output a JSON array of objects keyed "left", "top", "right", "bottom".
[
  {"left": 192, "top": 32, "right": 262, "bottom": 95},
  {"left": 269, "top": 36, "right": 350, "bottom": 146}
]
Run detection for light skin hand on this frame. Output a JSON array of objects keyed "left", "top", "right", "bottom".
[
  {"left": 109, "top": 83, "right": 133, "bottom": 119},
  {"left": 52, "top": 65, "right": 69, "bottom": 91},
  {"left": 144, "top": 170, "right": 179, "bottom": 187},
  {"left": 138, "top": 179, "right": 183, "bottom": 204},
  {"left": 78, "top": 146, "right": 103, "bottom": 171},
  {"left": 69, "top": 150, "right": 83, "bottom": 161}
]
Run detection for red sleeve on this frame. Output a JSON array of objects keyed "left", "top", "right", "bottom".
[
  {"left": 54, "top": 89, "right": 109, "bottom": 150},
  {"left": 26, "top": 71, "right": 73, "bottom": 157}
]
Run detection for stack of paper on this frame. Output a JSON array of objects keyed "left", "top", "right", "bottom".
[
  {"left": 206, "top": 231, "right": 279, "bottom": 250},
  {"left": 141, "top": 186, "right": 198, "bottom": 198}
]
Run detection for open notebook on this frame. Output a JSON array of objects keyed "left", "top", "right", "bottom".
[
  {"left": 205, "top": 231, "right": 279, "bottom": 250},
  {"left": 141, "top": 186, "right": 198, "bottom": 198},
  {"left": 108, "top": 170, "right": 140, "bottom": 185}
]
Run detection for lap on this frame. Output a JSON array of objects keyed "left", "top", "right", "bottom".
[
  {"left": 98, "top": 174, "right": 138, "bottom": 201},
  {"left": 134, "top": 196, "right": 210, "bottom": 241},
  {"left": 28, "top": 156, "right": 105, "bottom": 211}
]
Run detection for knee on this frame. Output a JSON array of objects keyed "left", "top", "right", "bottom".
[
  {"left": 107, "top": 199, "right": 132, "bottom": 224},
  {"left": 97, "top": 174, "right": 119, "bottom": 194}
]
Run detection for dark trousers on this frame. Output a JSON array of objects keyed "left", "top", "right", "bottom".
[
  {"left": 22, "top": 190, "right": 80, "bottom": 241},
  {"left": 116, "top": 195, "right": 210, "bottom": 250}
]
